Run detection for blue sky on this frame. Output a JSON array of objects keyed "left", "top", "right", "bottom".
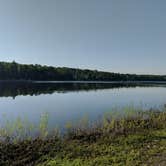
[{"left": 0, "top": 0, "right": 166, "bottom": 74}]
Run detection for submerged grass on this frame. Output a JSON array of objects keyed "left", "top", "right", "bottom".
[
  {"left": 0, "top": 107, "right": 166, "bottom": 166},
  {"left": 0, "top": 113, "right": 58, "bottom": 142}
]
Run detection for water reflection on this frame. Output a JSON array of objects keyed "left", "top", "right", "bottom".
[
  {"left": 0, "top": 81, "right": 166, "bottom": 132},
  {"left": 0, "top": 81, "right": 165, "bottom": 99}
]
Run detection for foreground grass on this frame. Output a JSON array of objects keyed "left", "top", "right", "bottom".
[
  {"left": 0, "top": 109, "right": 166, "bottom": 166},
  {"left": 39, "top": 130, "right": 166, "bottom": 166}
]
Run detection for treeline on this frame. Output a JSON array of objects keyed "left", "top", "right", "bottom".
[{"left": 0, "top": 61, "right": 166, "bottom": 81}]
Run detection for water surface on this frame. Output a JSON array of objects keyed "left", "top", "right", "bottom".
[{"left": 0, "top": 81, "right": 166, "bottom": 130}]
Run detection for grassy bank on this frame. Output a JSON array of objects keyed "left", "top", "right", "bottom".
[{"left": 0, "top": 108, "right": 166, "bottom": 166}]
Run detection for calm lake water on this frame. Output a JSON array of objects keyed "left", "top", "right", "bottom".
[{"left": 0, "top": 81, "right": 166, "bottom": 130}]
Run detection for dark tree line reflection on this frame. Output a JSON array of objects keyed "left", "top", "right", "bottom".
[{"left": 0, "top": 81, "right": 165, "bottom": 99}]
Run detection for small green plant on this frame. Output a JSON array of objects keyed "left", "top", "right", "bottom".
[{"left": 39, "top": 113, "right": 49, "bottom": 139}]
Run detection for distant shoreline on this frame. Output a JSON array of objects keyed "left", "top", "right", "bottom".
[
  {"left": 0, "top": 80, "right": 166, "bottom": 84},
  {"left": 0, "top": 61, "right": 166, "bottom": 82}
]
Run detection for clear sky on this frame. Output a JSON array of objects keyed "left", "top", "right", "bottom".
[{"left": 0, "top": 0, "right": 166, "bottom": 74}]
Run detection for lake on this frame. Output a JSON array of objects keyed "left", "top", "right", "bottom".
[{"left": 0, "top": 81, "right": 166, "bottom": 131}]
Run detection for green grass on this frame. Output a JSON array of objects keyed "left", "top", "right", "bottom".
[
  {"left": 0, "top": 108, "right": 166, "bottom": 166},
  {"left": 37, "top": 129, "right": 166, "bottom": 166}
]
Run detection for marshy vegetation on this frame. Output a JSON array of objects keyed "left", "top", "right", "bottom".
[{"left": 0, "top": 107, "right": 166, "bottom": 166}]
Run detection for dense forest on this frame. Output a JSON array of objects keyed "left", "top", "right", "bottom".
[{"left": 0, "top": 61, "right": 166, "bottom": 81}]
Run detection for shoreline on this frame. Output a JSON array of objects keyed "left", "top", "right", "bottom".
[
  {"left": 0, "top": 109, "right": 166, "bottom": 165},
  {"left": 0, "top": 80, "right": 166, "bottom": 84}
]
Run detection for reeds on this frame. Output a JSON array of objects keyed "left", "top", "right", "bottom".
[{"left": 0, "top": 107, "right": 166, "bottom": 142}]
